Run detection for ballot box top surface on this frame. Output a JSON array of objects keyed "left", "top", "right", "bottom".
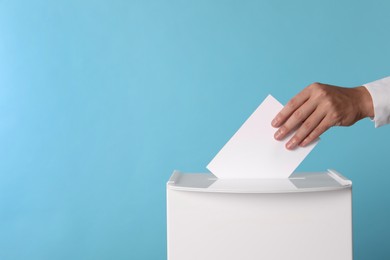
[{"left": 167, "top": 169, "right": 352, "bottom": 193}]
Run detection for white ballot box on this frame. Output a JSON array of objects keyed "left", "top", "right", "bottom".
[{"left": 166, "top": 169, "right": 352, "bottom": 260}]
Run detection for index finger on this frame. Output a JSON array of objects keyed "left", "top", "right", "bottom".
[{"left": 271, "top": 88, "right": 310, "bottom": 128}]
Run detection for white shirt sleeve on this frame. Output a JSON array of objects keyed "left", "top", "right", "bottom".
[{"left": 363, "top": 76, "right": 390, "bottom": 127}]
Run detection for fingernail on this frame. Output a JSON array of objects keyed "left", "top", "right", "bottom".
[
  {"left": 286, "top": 138, "right": 297, "bottom": 150},
  {"left": 300, "top": 139, "right": 308, "bottom": 147},
  {"left": 274, "top": 129, "right": 283, "bottom": 140},
  {"left": 271, "top": 117, "right": 279, "bottom": 127}
]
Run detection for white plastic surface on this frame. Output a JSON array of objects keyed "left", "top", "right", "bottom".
[
  {"left": 167, "top": 170, "right": 353, "bottom": 260},
  {"left": 167, "top": 169, "right": 352, "bottom": 193}
]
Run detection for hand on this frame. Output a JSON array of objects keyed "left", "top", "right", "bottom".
[{"left": 271, "top": 82, "right": 374, "bottom": 150}]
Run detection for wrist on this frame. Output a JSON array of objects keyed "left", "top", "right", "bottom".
[{"left": 354, "top": 86, "right": 374, "bottom": 119}]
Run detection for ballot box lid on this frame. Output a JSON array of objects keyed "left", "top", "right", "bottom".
[{"left": 167, "top": 169, "right": 352, "bottom": 193}]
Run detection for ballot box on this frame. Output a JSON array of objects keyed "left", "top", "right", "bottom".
[{"left": 166, "top": 169, "right": 352, "bottom": 260}]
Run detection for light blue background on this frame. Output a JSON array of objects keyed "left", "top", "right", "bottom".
[{"left": 0, "top": 0, "right": 389, "bottom": 259}]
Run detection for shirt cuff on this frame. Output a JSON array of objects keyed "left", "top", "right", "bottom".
[{"left": 363, "top": 76, "right": 390, "bottom": 128}]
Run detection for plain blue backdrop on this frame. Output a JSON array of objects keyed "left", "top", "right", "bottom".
[{"left": 0, "top": 0, "right": 389, "bottom": 259}]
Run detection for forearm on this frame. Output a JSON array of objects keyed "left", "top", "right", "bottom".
[{"left": 353, "top": 86, "right": 374, "bottom": 119}]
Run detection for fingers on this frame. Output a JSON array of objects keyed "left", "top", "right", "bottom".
[
  {"left": 274, "top": 100, "right": 317, "bottom": 141},
  {"left": 272, "top": 82, "right": 352, "bottom": 149},
  {"left": 286, "top": 114, "right": 333, "bottom": 150},
  {"left": 284, "top": 109, "right": 326, "bottom": 149},
  {"left": 271, "top": 88, "right": 310, "bottom": 128},
  {"left": 301, "top": 116, "right": 332, "bottom": 147}
]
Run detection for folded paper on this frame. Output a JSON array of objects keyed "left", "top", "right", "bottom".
[{"left": 207, "top": 94, "right": 319, "bottom": 179}]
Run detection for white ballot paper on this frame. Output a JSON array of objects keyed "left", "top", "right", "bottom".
[{"left": 207, "top": 94, "right": 319, "bottom": 179}]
